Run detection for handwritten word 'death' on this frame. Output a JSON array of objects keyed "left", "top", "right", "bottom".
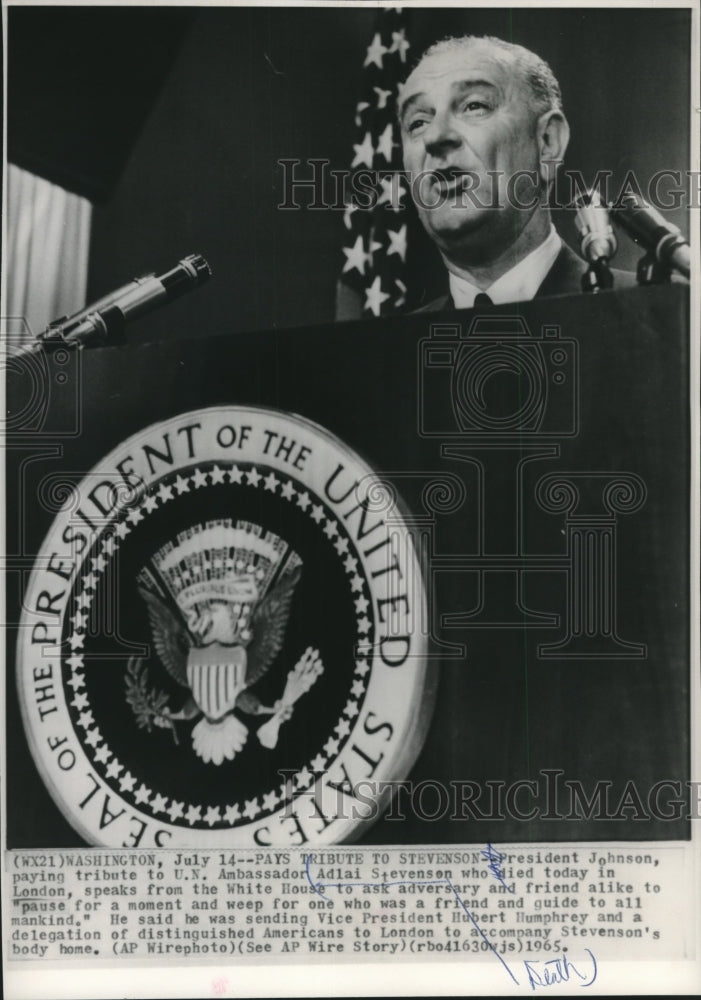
[{"left": 524, "top": 951, "right": 598, "bottom": 991}]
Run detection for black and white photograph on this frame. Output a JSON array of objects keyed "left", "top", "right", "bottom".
[{"left": 3, "top": 1, "right": 699, "bottom": 996}]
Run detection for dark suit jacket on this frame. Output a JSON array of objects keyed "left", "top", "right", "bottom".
[{"left": 415, "top": 242, "right": 637, "bottom": 312}]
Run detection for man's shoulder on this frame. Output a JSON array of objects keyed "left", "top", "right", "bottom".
[
  {"left": 410, "top": 242, "right": 637, "bottom": 313},
  {"left": 414, "top": 293, "right": 452, "bottom": 313}
]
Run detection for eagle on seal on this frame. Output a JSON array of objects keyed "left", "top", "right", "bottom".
[{"left": 137, "top": 567, "right": 300, "bottom": 765}]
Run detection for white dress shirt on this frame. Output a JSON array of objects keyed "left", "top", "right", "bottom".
[{"left": 448, "top": 226, "right": 562, "bottom": 308}]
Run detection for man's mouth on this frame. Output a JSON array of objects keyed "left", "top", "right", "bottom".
[{"left": 427, "top": 168, "right": 479, "bottom": 196}]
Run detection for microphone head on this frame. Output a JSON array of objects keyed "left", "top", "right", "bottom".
[
  {"left": 179, "top": 253, "right": 212, "bottom": 285},
  {"left": 161, "top": 254, "right": 213, "bottom": 299},
  {"left": 574, "top": 189, "right": 617, "bottom": 264},
  {"left": 609, "top": 195, "right": 689, "bottom": 277},
  {"left": 609, "top": 193, "right": 676, "bottom": 240}
]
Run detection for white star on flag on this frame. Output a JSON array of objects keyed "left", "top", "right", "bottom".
[
  {"left": 367, "top": 232, "right": 382, "bottom": 265},
  {"left": 373, "top": 86, "right": 392, "bottom": 109},
  {"left": 364, "top": 32, "right": 387, "bottom": 69},
  {"left": 365, "top": 275, "right": 391, "bottom": 316},
  {"left": 351, "top": 131, "right": 374, "bottom": 169},
  {"left": 377, "top": 174, "right": 406, "bottom": 211},
  {"left": 342, "top": 234, "right": 368, "bottom": 275},
  {"left": 354, "top": 101, "right": 370, "bottom": 127},
  {"left": 387, "top": 224, "right": 407, "bottom": 261},
  {"left": 343, "top": 202, "right": 359, "bottom": 229},
  {"left": 389, "top": 29, "right": 410, "bottom": 62}
]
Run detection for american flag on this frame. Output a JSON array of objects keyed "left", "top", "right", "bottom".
[{"left": 335, "top": 8, "right": 412, "bottom": 320}]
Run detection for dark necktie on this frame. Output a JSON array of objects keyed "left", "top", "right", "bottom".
[{"left": 473, "top": 292, "right": 493, "bottom": 308}]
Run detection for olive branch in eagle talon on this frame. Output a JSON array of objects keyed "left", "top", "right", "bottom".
[
  {"left": 129, "top": 564, "right": 321, "bottom": 765},
  {"left": 124, "top": 656, "right": 180, "bottom": 744}
]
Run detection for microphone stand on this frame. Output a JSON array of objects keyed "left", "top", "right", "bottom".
[
  {"left": 23, "top": 253, "right": 211, "bottom": 355},
  {"left": 635, "top": 254, "right": 672, "bottom": 287},
  {"left": 581, "top": 258, "right": 614, "bottom": 294},
  {"left": 574, "top": 190, "right": 617, "bottom": 294},
  {"left": 609, "top": 195, "right": 690, "bottom": 284}
]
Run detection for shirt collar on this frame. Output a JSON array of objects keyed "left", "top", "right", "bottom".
[{"left": 448, "top": 226, "right": 562, "bottom": 309}]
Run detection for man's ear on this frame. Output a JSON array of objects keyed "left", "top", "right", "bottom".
[{"left": 536, "top": 110, "right": 570, "bottom": 185}]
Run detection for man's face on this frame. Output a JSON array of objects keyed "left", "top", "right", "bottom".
[{"left": 400, "top": 44, "right": 543, "bottom": 261}]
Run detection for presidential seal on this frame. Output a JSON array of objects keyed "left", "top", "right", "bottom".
[{"left": 17, "top": 407, "right": 432, "bottom": 846}]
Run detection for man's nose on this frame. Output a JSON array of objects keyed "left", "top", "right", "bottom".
[{"left": 423, "top": 110, "right": 462, "bottom": 158}]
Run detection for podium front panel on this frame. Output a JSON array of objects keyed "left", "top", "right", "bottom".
[{"left": 5, "top": 284, "right": 690, "bottom": 846}]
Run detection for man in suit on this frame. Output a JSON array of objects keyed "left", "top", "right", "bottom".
[{"left": 399, "top": 35, "right": 635, "bottom": 310}]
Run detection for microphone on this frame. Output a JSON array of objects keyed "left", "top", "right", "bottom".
[
  {"left": 37, "top": 253, "right": 212, "bottom": 349},
  {"left": 609, "top": 194, "right": 690, "bottom": 279},
  {"left": 573, "top": 189, "right": 617, "bottom": 292},
  {"left": 574, "top": 189, "right": 617, "bottom": 265}
]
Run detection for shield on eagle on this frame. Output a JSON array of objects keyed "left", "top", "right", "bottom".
[{"left": 186, "top": 644, "right": 247, "bottom": 721}]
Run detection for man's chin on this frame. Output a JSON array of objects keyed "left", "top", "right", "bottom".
[{"left": 421, "top": 207, "right": 491, "bottom": 251}]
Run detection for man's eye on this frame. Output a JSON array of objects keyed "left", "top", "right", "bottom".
[
  {"left": 406, "top": 116, "right": 428, "bottom": 134},
  {"left": 461, "top": 100, "right": 489, "bottom": 114}
]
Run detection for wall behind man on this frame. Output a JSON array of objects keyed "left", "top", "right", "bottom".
[{"left": 76, "top": 6, "right": 690, "bottom": 339}]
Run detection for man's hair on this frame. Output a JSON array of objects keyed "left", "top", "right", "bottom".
[{"left": 417, "top": 35, "right": 563, "bottom": 117}]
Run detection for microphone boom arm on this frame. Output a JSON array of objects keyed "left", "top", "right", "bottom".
[{"left": 37, "top": 253, "right": 212, "bottom": 350}]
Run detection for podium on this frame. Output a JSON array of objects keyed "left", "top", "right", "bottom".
[{"left": 5, "top": 284, "right": 690, "bottom": 846}]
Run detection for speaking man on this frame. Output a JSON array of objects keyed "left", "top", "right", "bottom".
[{"left": 399, "top": 35, "right": 635, "bottom": 309}]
